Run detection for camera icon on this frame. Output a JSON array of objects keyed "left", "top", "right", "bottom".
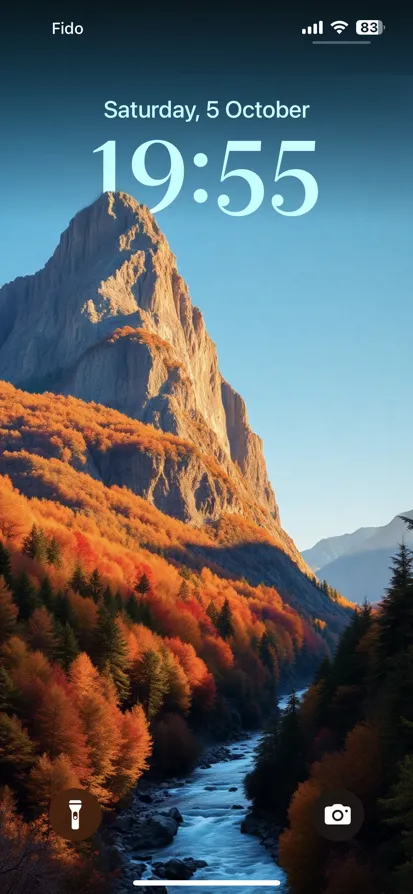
[
  {"left": 314, "top": 789, "right": 363, "bottom": 841},
  {"left": 324, "top": 804, "right": 352, "bottom": 825}
]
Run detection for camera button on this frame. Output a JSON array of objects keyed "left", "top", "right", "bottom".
[{"left": 313, "top": 788, "right": 365, "bottom": 841}]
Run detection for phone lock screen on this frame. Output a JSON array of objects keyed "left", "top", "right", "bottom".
[{"left": 0, "top": 5, "right": 412, "bottom": 894}]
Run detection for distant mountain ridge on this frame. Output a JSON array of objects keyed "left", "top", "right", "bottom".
[
  {"left": 302, "top": 527, "right": 377, "bottom": 572},
  {"left": 303, "top": 511, "right": 413, "bottom": 604}
]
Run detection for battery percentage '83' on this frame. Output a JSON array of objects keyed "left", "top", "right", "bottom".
[{"left": 356, "top": 20, "right": 384, "bottom": 34}]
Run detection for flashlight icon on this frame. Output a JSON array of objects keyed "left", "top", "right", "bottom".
[{"left": 68, "top": 799, "right": 82, "bottom": 830}]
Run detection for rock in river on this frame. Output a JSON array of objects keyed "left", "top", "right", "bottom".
[
  {"left": 129, "top": 814, "right": 179, "bottom": 850},
  {"left": 152, "top": 858, "right": 208, "bottom": 880},
  {"left": 165, "top": 807, "right": 183, "bottom": 824}
]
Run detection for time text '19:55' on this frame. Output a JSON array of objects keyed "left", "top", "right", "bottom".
[{"left": 94, "top": 140, "right": 318, "bottom": 217}]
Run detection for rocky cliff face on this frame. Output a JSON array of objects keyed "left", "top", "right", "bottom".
[{"left": 0, "top": 192, "right": 278, "bottom": 531}]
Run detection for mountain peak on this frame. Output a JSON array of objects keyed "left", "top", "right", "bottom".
[
  {"left": 47, "top": 191, "right": 165, "bottom": 284},
  {"left": 0, "top": 192, "right": 278, "bottom": 531}
]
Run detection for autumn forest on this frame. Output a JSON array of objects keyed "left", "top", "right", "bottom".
[{"left": 0, "top": 381, "right": 349, "bottom": 892}]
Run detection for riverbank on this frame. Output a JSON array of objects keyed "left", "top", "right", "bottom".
[
  {"left": 240, "top": 687, "right": 308, "bottom": 868},
  {"left": 101, "top": 737, "right": 252, "bottom": 889},
  {"left": 101, "top": 691, "right": 309, "bottom": 890},
  {"left": 240, "top": 810, "right": 283, "bottom": 864},
  {"left": 102, "top": 733, "right": 287, "bottom": 892}
]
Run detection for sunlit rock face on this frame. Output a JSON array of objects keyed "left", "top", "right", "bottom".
[{"left": 0, "top": 192, "right": 279, "bottom": 531}]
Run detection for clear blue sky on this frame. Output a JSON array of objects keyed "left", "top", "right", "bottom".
[{"left": 1, "top": 32, "right": 412, "bottom": 550}]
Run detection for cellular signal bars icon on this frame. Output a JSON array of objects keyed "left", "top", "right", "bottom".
[{"left": 302, "top": 21, "right": 323, "bottom": 35}]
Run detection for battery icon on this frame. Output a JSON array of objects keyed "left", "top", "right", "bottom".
[{"left": 356, "top": 20, "right": 385, "bottom": 35}]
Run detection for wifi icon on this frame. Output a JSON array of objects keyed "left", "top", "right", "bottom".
[{"left": 330, "top": 20, "right": 349, "bottom": 33}]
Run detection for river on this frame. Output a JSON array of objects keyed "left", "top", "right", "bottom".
[{"left": 127, "top": 693, "right": 303, "bottom": 892}]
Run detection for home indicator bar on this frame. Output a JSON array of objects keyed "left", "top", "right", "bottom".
[{"left": 133, "top": 882, "right": 282, "bottom": 887}]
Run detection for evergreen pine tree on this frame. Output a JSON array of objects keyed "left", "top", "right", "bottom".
[
  {"left": 379, "top": 543, "right": 413, "bottom": 661},
  {"left": 0, "top": 576, "right": 18, "bottom": 642},
  {"left": 126, "top": 593, "right": 154, "bottom": 628},
  {"left": 103, "top": 585, "right": 117, "bottom": 616},
  {"left": 313, "top": 655, "right": 332, "bottom": 684},
  {"left": 13, "top": 572, "right": 38, "bottom": 621},
  {"left": 138, "top": 649, "right": 169, "bottom": 719},
  {"left": 94, "top": 605, "right": 130, "bottom": 699},
  {"left": 259, "top": 631, "right": 275, "bottom": 672},
  {"left": 381, "top": 753, "right": 413, "bottom": 892},
  {"left": 245, "top": 692, "right": 305, "bottom": 818},
  {"left": 46, "top": 535, "right": 62, "bottom": 567},
  {"left": 314, "top": 605, "right": 372, "bottom": 737},
  {"left": 330, "top": 604, "right": 373, "bottom": 687},
  {"left": 245, "top": 712, "right": 280, "bottom": 807},
  {"left": 70, "top": 564, "right": 88, "bottom": 596},
  {"left": 380, "top": 646, "right": 413, "bottom": 762},
  {"left": 22, "top": 524, "right": 48, "bottom": 562},
  {"left": 37, "top": 575, "right": 54, "bottom": 611},
  {"left": 136, "top": 573, "right": 151, "bottom": 595},
  {"left": 273, "top": 691, "right": 306, "bottom": 803},
  {"left": 54, "top": 590, "right": 73, "bottom": 625},
  {"left": 114, "top": 591, "right": 124, "bottom": 613},
  {"left": 206, "top": 600, "right": 219, "bottom": 626},
  {"left": 0, "top": 541, "right": 12, "bottom": 587},
  {"left": 178, "top": 580, "right": 191, "bottom": 602},
  {"left": 87, "top": 568, "right": 105, "bottom": 603},
  {"left": 55, "top": 621, "right": 80, "bottom": 672},
  {"left": 126, "top": 592, "right": 141, "bottom": 623},
  {"left": 217, "top": 598, "right": 234, "bottom": 640}
]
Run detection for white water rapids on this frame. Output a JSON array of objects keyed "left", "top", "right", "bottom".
[{"left": 130, "top": 693, "right": 303, "bottom": 892}]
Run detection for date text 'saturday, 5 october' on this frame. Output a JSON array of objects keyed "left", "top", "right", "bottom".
[{"left": 103, "top": 100, "right": 311, "bottom": 123}]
